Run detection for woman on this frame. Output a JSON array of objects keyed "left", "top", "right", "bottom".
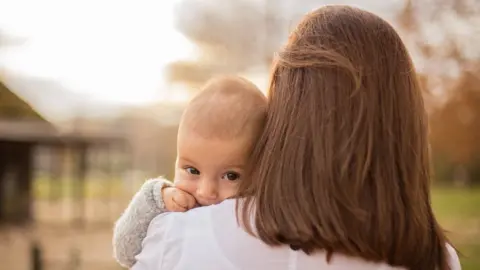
[{"left": 132, "top": 5, "right": 460, "bottom": 270}]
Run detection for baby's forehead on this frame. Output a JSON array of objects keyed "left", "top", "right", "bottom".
[
  {"left": 177, "top": 132, "right": 252, "bottom": 168},
  {"left": 178, "top": 129, "right": 255, "bottom": 154}
]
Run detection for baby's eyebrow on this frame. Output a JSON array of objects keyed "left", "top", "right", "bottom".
[
  {"left": 178, "top": 157, "right": 197, "bottom": 164},
  {"left": 224, "top": 165, "right": 245, "bottom": 169}
]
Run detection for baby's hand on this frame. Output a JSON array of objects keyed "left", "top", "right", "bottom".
[{"left": 162, "top": 187, "right": 196, "bottom": 212}]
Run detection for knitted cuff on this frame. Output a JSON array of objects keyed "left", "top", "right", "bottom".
[{"left": 141, "top": 178, "right": 173, "bottom": 211}]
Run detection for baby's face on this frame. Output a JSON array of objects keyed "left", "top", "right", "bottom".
[{"left": 174, "top": 133, "right": 252, "bottom": 206}]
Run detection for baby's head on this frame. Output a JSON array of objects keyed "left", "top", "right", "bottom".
[{"left": 174, "top": 75, "right": 267, "bottom": 206}]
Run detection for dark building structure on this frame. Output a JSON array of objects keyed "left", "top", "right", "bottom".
[{"left": 0, "top": 81, "right": 125, "bottom": 225}]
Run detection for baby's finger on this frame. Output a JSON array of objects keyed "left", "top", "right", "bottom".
[
  {"left": 169, "top": 200, "right": 188, "bottom": 212},
  {"left": 173, "top": 191, "right": 196, "bottom": 210},
  {"left": 183, "top": 193, "right": 197, "bottom": 209}
]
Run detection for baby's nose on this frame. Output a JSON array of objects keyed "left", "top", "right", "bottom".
[{"left": 197, "top": 182, "right": 219, "bottom": 205}]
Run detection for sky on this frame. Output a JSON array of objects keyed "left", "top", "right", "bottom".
[
  {"left": 0, "top": 0, "right": 399, "bottom": 107},
  {"left": 2, "top": 0, "right": 474, "bottom": 109},
  {"left": 0, "top": 0, "right": 195, "bottom": 105}
]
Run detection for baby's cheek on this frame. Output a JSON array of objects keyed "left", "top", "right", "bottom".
[
  {"left": 174, "top": 178, "right": 197, "bottom": 195},
  {"left": 219, "top": 182, "right": 239, "bottom": 200}
]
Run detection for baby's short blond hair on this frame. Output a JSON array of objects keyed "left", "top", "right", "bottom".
[{"left": 179, "top": 75, "right": 267, "bottom": 140}]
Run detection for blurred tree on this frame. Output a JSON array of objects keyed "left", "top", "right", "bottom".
[
  {"left": 165, "top": 0, "right": 319, "bottom": 88},
  {"left": 165, "top": 0, "right": 272, "bottom": 88},
  {"left": 398, "top": 0, "right": 480, "bottom": 184},
  {"left": 429, "top": 68, "right": 480, "bottom": 184}
]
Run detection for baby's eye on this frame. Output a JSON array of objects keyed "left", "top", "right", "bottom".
[
  {"left": 223, "top": 172, "right": 240, "bottom": 181},
  {"left": 185, "top": 167, "right": 200, "bottom": 175}
]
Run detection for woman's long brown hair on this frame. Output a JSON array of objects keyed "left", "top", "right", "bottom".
[{"left": 237, "top": 5, "right": 452, "bottom": 270}]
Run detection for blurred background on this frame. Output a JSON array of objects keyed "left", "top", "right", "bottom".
[{"left": 0, "top": 0, "right": 478, "bottom": 269}]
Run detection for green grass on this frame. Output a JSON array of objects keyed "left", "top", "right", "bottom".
[
  {"left": 33, "top": 176, "right": 140, "bottom": 200},
  {"left": 33, "top": 178, "right": 479, "bottom": 268},
  {"left": 432, "top": 187, "right": 480, "bottom": 269}
]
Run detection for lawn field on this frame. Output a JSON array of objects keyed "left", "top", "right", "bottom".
[{"left": 431, "top": 187, "right": 480, "bottom": 269}]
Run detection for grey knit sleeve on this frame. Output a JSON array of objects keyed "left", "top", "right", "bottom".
[{"left": 112, "top": 178, "right": 173, "bottom": 268}]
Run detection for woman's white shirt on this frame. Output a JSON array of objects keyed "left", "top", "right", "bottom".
[{"left": 131, "top": 199, "right": 461, "bottom": 270}]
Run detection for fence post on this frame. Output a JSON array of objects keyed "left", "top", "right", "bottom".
[
  {"left": 68, "top": 246, "right": 82, "bottom": 270},
  {"left": 30, "top": 241, "right": 43, "bottom": 270}
]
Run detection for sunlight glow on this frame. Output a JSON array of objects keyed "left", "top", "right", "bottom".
[{"left": 0, "top": 0, "right": 195, "bottom": 105}]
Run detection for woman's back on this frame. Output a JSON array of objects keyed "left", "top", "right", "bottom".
[
  {"left": 133, "top": 200, "right": 460, "bottom": 270},
  {"left": 237, "top": 5, "right": 458, "bottom": 270}
]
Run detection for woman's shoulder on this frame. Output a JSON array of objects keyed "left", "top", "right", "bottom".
[
  {"left": 446, "top": 244, "right": 461, "bottom": 270},
  {"left": 149, "top": 199, "right": 237, "bottom": 233},
  {"left": 168, "top": 199, "right": 237, "bottom": 220}
]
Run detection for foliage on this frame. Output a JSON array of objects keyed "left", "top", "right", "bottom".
[
  {"left": 398, "top": 0, "right": 480, "bottom": 183},
  {"left": 165, "top": 0, "right": 320, "bottom": 87}
]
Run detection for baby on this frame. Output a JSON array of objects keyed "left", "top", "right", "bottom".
[{"left": 112, "top": 75, "right": 267, "bottom": 268}]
